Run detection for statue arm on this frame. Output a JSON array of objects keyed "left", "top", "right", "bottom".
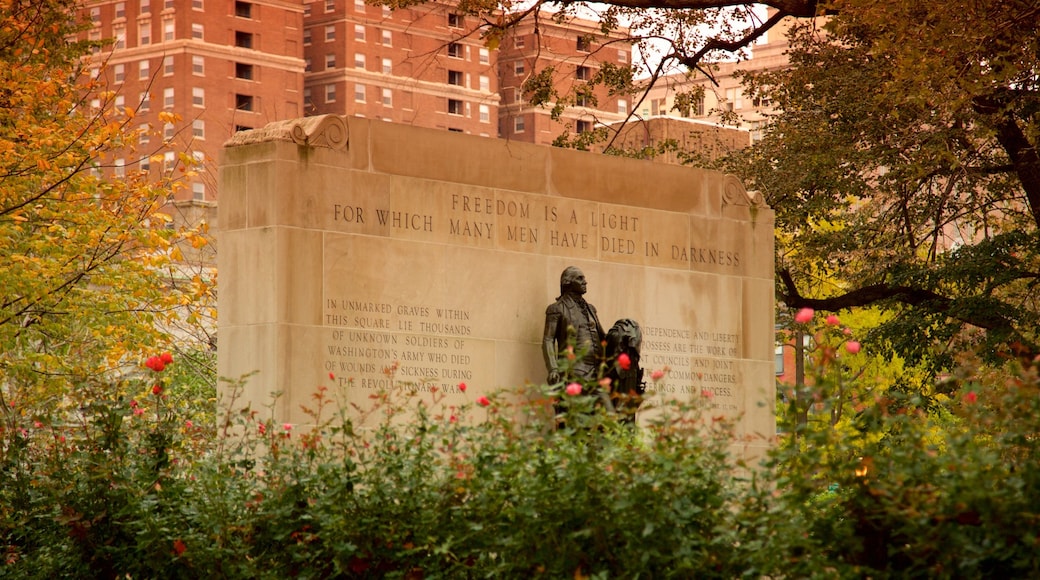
[{"left": 542, "top": 305, "right": 562, "bottom": 383}]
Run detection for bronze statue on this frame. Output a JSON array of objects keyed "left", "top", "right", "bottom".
[
  {"left": 542, "top": 266, "right": 604, "bottom": 385},
  {"left": 604, "top": 318, "right": 645, "bottom": 423}
]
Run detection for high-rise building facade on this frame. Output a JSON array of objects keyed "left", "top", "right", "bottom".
[
  {"left": 77, "top": 0, "right": 306, "bottom": 213},
  {"left": 303, "top": 0, "right": 499, "bottom": 136},
  {"left": 498, "top": 18, "right": 633, "bottom": 145},
  {"left": 640, "top": 8, "right": 797, "bottom": 142}
]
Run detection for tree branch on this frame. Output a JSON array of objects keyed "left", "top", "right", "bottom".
[{"left": 777, "top": 268, "right": 1022, "bottom": 334}]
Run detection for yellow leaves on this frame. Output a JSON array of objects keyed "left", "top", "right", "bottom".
[{"left": 157, "top": 111, "right": 181, "bottom": 125}]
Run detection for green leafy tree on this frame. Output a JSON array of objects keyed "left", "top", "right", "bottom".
[
  {"left": 0, "top": 0, "right": 208, "bottom": 417},
  {"left": 726, "top": 0, "right": 1040, "bottom": 369}
]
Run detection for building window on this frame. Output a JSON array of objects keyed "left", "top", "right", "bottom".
[
  {"left": 191, "top": 23, "right": 203, "bottom": 39},
  {"left": 303, "top": 29, "right": 311, "bottom": 45},
  {"left": 139, "top": 92, "right": 151, "bottom": 111},
  {"left": 163, "top": 56, "right": 174, "bottom": 75},
  {"left": 381, "top": 57, "right": 392, "bottom": 74},
  {"left": 164, "top": 0, "right": 174, "bottom": 9},
  {"left": 234, "top": 125, "right": 252, "bottom": 132},
  {"left": 618, "top": 99, "right": 628, "bottom": 115},
  {"left": 90, "top": 7, "right": 100, "bottom": 22},
  {"left": 163, "top": 19, "right": 174, "bottom": 42},
  {"left": 618, "top": 49, "right": 628, "bottom": 63},
  {"left": 114, "top": 26, "right": 125, "bottom": 48},
  {"left": 381, "top": 88, "right": 392, "bottom": 106},
  {"left": 192, "top": 0, "right": 203, "bottom": 10},
  {"left": 514, "top": 61, "right": 524, "bottom": 76},
  {"left": 114, "top": 95, "right": 125, "bottom": 112},
  {"left": 304, "top": 88, "right": 312, "bottom": 108},
  {"left": 140, "top": 155, "right": 150, "bottom": 172},
  {"left": 354, "top": 83, "right": 366, "bottom": 103},
  {"left": 236, "top": 94, "right": 254, "bottom": 111},
  {"left": 192, "top": 119, "right": 205, "bottom": 138},
  {"left": 325, "top": 84, "right": 336, "bottom": 103},
  {"left": 382, "top": 4, "right": 391, "bottom": 17},
  {"left": 354, "top": 53, "right": 365, "bottom": 69},
  {"left": 575, "top": 94, "right": 589, "bottom": 107},
  {"left": 139, "top": 21, "right": 151, "bottom": 44},
  {"left": 513, "top": 116, "right": 525, "bottom": 133},
  {"left": 192, "top": 87, "right": 204, "bottom": 107},
  {"left": 139, "top": 123, "right": 150, "bottom": 145},
  {"left": 577, "top": 120, "right": 592, "bottom": 133},
  {"left": 140, "top": 0, "right": 150, "bottom": 14},
  {"left": 235, "top": 1, "right": 252, "bottom": 18},
  {"left": 576, "top": 35, "right": 591, "bottom": 52},
  {"left": 193, "top": 182, "right": 205, "bottom": 200},
  {"left": 235, "top": 31, "right": 253, "bottom": 48},
  {"left": 192, "top": 55, "right": 204, "bottom": 75},
  {"left": 304, "top": 57, "right": 312, "bottom": 72},
  {"left": 514, "top": 36, "right": 525, "bottom": 48},
  {"left": 479, "top": 104, "right": 489, "bottom": 123},
  {"left": 354, "top": 24, "right": 365, "bottom": 42},
  {"left": 447, "top": 99, "right": 463, "bottom": 116},
  {"left": 115, "top": 159, "right": 125, "bottom": 177},
  {"left": 576, "top": 65, "right": 590, "bottom": 81},
  {"left": 138, "top": 60, "right": 150, "bottom": 80},
  {"left": 448, "top": 13, "right": 462, "bottom": 28},
  {"left": 115, "top": 2, "right": 126, "bottom": 18},
  {"left": 326, "top": 53, "right": 337, "bottom": 69},
  {"left": 236, "top": 62, "right": 254, "bottom": 79},
  {"left": 89, "top": 30, "right": 101, "bottom": 53},
  {"left": 325, "top": 25, "right": 335, "bottom": 41},
  {"left": 354, "top": 0, "right": 364, "bottom": 11},
  {"left": 163, "top": 123, "right": 174, "bottom": 141},
  {"left": 447, "top": 43, "right": 462, "bottom": 58},
  {"left": 114, "top": 64, "right": 125, "bottom": 82},
  {"left": 447, "top": 70, "right": 463, "bottom": 86},
  {"left": 381, "top": 29, "right": 391, "bottom": 46},
  {"left": 725, "top": 87, "right": 743, "bottom": 110},
  {"left": 479, "top": 75, "right": 489, "bottom": 91},
  {"left": 479, "top": 47, "right": 489, "bottom": 64},
  {"left": 163, "top": 87, "right": 174, "bottom": 108}
]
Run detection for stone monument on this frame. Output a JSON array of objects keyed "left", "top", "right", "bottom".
[{"left": 218, "top": 115, "right": 775, "bottom": 461}]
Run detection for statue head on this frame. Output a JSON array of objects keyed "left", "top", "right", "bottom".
[{"left": 559, "top": 266, "right": 587, "bottom": 296}]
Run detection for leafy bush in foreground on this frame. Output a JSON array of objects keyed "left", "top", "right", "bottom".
[{"left": 2, "top": 352, "right": 1040, "bottom": 578}]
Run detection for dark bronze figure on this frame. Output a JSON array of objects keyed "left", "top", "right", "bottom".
[
  {"left": 605, "top": 318, "right": 645, "bottom": 423},
  {"left": 542, "top": 266, "right": 604, "bottom": 385}
]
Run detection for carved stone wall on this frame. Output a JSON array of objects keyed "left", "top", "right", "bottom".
[{"left": 219, "top": 116, "right": 776, "bottom": 460}]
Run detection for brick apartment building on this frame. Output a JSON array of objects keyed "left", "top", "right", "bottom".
[
  {"left": 78, "top": 0, "right": 306, "bottom": 215},
  {"left": 302, "top": 0, "right": 500, "bottom": 136},
  {"left": 497, "top": 17, "right": 633, "bottom": 144},
  {"left": 77, "top": 0, "right": 635, "bottom": 223},
  {"left": 641, "top": 7, "right": 797, "bottom": 142}
]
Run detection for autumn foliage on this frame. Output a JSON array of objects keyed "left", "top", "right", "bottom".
[{"left": 0, "top": 0, "right": 210, "bottom": 414}]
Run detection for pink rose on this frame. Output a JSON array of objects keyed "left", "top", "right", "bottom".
[
  {"left": 964, "top": 391, "right": 977, "bottom": 404},
  {"left": 458, "top": 382, "right": 467, "bottom": 392},
  {"left": 825, "top": 314, "right": 840, "bottom": 326},
  {"left": 618, "top": 353, "right": 631, "bottom": 370},
  {"left": 476, "top": 396, "right": 491, "bottom": 407},
  {"left": 845, "top": 341, "right": 861, "bottom": 354},
  {"left": 283, "top": 423, "right": 293, "bottom": 431},
  {"left": 328, "top": 372, "right": 336, "bottom": 381},
  {"left": 651, "top": 369, "right": 665, "bottom": 381},
  {"left": 794, "top": 308, "right": 814, "bottom": 324},
  {"left": 565, "top": 383, "right": 582, "bottom": 396}
]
